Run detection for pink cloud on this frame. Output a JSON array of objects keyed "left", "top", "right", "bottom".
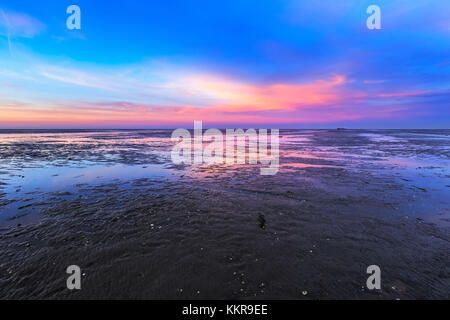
[
  {"left": 364, "top": 80, "right": 387, "bottom": 85},
  {"left": 378, "top": 89, "right": 450, "bottom": 98},
  {"left": 183, "top": 74, "right": 349, "bottom": 112},
  {"left": 0, "top": 69, "right": 427, "bottom": 127}
]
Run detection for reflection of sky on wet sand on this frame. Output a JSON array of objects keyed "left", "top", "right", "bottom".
[
  {"left": 0, "top": 162, "right": 175, "bottom": 224},
  {"left": 3, "top": 163, "right": 172, "bottom": 194},
  {"left": 0, "top": 129, "right": 449, "bottom": 225}
]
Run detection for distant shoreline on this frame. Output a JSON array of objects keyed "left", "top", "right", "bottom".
[{"left": 0, "top": 128, "right": 449, "bottom": 132}]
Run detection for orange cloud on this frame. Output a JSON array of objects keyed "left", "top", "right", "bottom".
[
  {"left": 1, "top": 72, "right": 409, "bottom": 127},
  {"left": 183, "top": 74, "right": 347, "bottom": 112}
]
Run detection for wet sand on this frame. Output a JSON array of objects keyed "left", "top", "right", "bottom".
[{"left": 0, "top": 129, "right": 448, "bottom": 299}]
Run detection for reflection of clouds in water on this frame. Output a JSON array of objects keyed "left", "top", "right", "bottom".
[
  {"left": 359, "top": 133, "right": 407, "bottom": 143},
  {"left": 382, "top": 158, "right": 421, "bottom": 167},
  {"left": 0, "top": 130, "right": 449, "bottom": 227},
  {"left": 0, "top": 131, "right": 173, "bottom": 147},
  {"left": 1, "top": 129, "right": 449, "bottom": 181},
  {"left": 2, "top": 163, "right": 172, "bottom": 196},
  {"left": 281, "top": 163, "right": 337, "bottom": 169}
]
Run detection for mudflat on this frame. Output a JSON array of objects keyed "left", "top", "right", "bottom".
[{"left": 0, "top": 129, "right": 448, "bottom": 299}]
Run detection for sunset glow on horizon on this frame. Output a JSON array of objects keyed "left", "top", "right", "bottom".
[{"left": 0, "top": 0, "right": 449, "bottom": 128}]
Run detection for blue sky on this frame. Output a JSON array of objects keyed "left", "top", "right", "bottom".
[{"left": 0, "top": 0, "right": 449, "bottom": 128}]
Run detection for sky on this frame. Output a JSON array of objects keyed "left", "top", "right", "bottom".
[{"left": 0, "top": 0, "right": 449, "bottom": 129}]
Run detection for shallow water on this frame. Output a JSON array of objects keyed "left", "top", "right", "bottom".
[{"left": 1, "top": 129, "right": 449, "bottom": 225}]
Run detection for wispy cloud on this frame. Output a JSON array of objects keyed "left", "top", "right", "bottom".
[
  {"left": 0, "top": 0, "right": 448, "bottom": 130},
  {"left": 1, "top": 55, "right": 436, "bottom": 127},
  {"left": 0, "top": 8, "right": 12, "bottom": 56},
  {"left": 0, "top": 9, "right": 45, "bottom": 38},
  {"left": 0, "top": 8, "right": 45, "bottom": 57},
  {"left": 40, "top": 69, "right": 116, "bottom": 91},
  {"left": 378, "top": 90, "right": 450, "bottom": 99},
  {"left": 364, "top": 80, "right": 387, "bottom": 85}
]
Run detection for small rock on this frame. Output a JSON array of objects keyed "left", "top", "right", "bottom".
[{"left": 258, "top": 214, "right": 266, "bottom": 230}]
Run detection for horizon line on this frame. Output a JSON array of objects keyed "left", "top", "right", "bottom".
[{"left": 0, "top": 128, "right": 449, "bottom": 131}]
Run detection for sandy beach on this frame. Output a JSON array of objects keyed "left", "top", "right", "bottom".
[{"left": 0, "top": 129, "right": 448, "bottom": 299}]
